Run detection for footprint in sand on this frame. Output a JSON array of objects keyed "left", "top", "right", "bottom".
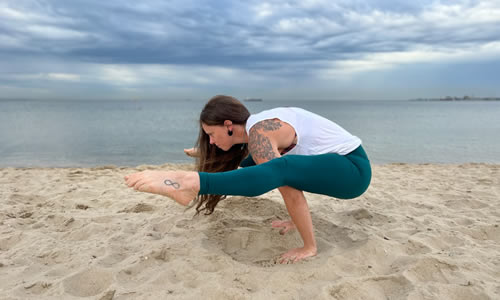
[
  {"left": 200, "top": 197, "right": 370, "bottom": 267},
  {"left": 204, "top": 218, "right": 299, "bottom": 266},
  {"left": 63, "top": 268, "right": 113, "bottom": 297},
  {"left": 205, "top": 216, "right": 362, "bottom": 267}
]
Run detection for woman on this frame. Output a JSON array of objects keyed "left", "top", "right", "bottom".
[{"left": 125, "top": 95, "right": 371, "bottom": 263}]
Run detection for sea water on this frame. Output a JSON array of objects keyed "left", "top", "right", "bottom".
[{"left": 0, "top": 99, "right": 499, "bottom": 167}]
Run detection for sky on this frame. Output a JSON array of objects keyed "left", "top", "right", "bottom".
[{"left": 1, "top": 0, "right": 500, "bottom": 101}]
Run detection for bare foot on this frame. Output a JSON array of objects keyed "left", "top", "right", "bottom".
[
  {"left": 279, "top": 246, "right": 317, "bottom": 264},
  {"left": 271, "top": 220, "right": 296, "bottom": 235},
  {"left": 124, "top": 171, "right": 199, "bottom": 206}
]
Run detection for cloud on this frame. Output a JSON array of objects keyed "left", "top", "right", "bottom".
[
  {"left": 319, "top": 41, "right": 500, "bottom": 80},
  {"left": 0, "top": 0, "right": 499, "bottom": 99},
  {"left": 25, "top": 25, "right": 88, "bottom": 40},
  {"left": 93, "top": 63, "right": 265, "bottom": 87},
  {"left": 47, "top": 73, "right": 81, "bottom": 81},
  {"left": 3, "top": 0, "right": 499, "bottom": 63}
]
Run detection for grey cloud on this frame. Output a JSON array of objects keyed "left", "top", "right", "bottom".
[
  {"left": 1, "top": 0, "right": 500, "bottom": 100},
  {"left": 2, "top": 0, "right": 499, "bottom": 68}
]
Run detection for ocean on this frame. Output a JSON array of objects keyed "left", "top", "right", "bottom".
[{"left": 0, "top": 99, "right": 499, "bottom": 167}]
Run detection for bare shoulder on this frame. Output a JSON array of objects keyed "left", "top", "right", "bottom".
[
  {"left": 250, "top": 118, "right": 283, "bottom": 132},
  {"left": 248, "top": 119, "right": 296, "bottom": 163}
]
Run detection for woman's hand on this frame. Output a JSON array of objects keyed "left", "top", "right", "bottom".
[
  {"left": 183, "top": 147, "right": 199, "bottom": 157},
  {"left": 271, "top": 220, "right": 296, "bottom": 235}
]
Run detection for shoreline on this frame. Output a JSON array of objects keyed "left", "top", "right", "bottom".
[
  {"left": 1, "top": 161, "right": 499, "bottom": 170},
  {"left": 1, "top": 163, "right": 499, "bottom": 299}
]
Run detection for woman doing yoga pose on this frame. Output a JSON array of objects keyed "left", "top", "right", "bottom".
[{"left": 125, "top": 95, "right": 371, "bottom": 263}]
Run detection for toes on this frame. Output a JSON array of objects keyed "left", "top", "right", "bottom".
[
  {"left": 125, "top": 173, "right": 140, "bottom": 187},
  {"left": 127, "top": 171, "right": 150, "bottom": 188},
  {"left": 279, "top": 257, "right": 296, "bottom": 264},
  {"left": 133, "top": 179, "right": 146, "bottom": 191},
  {"left": 279, "top": 253, "right": 295, "bottom": 264}
]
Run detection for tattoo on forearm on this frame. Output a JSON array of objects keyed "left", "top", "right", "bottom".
[
  {"left": 164, "top": 179, "right": 180, "bottom": 189},
  {"left": 251, "top": 119, "right": 282, "bottom": 132},
  {"left": 249, "top": 128, "right": 278, "bottom": 161}
]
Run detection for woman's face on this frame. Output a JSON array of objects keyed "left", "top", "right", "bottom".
[{"left": 201, "top": 122, "right": 232, "bottom": 151}]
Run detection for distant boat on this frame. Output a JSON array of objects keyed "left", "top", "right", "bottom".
[{"left": 244, "top": 98, "right": 263, "bottom": 102}]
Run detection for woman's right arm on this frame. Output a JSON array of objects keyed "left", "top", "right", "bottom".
[
  {"left": 248, "top": 120, "right": 282, "bottom": 164},
  {"left": 247, "top": 119, "right": 295, "bottom": 164}
]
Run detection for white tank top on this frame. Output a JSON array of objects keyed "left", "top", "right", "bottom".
[{"left": 245, "top": 107, "right": 361, "bottom": 156}]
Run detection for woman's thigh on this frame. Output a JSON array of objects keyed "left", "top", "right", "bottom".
[
  {"left": 199, "top": 151, "right": 370, "bottom": 199},
  {"left": 281, "top": 153, "right": 370, "bottom": 199}
]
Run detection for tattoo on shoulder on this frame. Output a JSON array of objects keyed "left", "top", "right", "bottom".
[
  {"left": 248, "top": 128, "right": 278, "bottom": 161},
  {"left": 251, "top": 119, "right": 282, "bottom": 132}
]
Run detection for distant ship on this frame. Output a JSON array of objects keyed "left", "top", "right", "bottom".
[{"left": 244, "top": 98, "right": 263, "bottom": 102}]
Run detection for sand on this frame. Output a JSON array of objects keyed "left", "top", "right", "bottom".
[{"left": 0, "top": 163, "right": 499, "bottom": 299}]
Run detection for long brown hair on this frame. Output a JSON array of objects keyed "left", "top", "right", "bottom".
[{"left": 194, "top": 95, "right": 250, "bottom": 214}]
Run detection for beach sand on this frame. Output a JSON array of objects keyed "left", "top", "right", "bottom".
[{"left": 0, "top": 163, "right": 499, "bottom": 299}]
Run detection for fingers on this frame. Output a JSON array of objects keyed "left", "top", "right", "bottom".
[
  {"left": 271, "top": 221, "right": 287, "bottom": 234},
  {"left": 184, "top": 148, "right": 195, "bottom": 157},
  {"left": 271, "top": 220, "right": 288, "bottom": 227},
  {"left": 271, "top": 221, "right": 283, "bottom": 227},
  {"left": 272, "top": 220, "right": 294, "bottom": 235}
]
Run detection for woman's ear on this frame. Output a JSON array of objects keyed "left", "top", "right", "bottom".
[{"left": 223, "top": 120, "right": 233, "bottom": 130}]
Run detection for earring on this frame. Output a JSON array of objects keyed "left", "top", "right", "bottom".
[{"left": 228, "top": 130, "right": 233, "bottom": 136}]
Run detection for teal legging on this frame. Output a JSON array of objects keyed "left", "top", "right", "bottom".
[{"left": 198, "top": 145, "right": 371, "bottom": 199}]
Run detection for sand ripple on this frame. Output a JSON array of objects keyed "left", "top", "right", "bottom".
[{"left": 0, "top": 163, "right": 498, "bottom": 299}]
